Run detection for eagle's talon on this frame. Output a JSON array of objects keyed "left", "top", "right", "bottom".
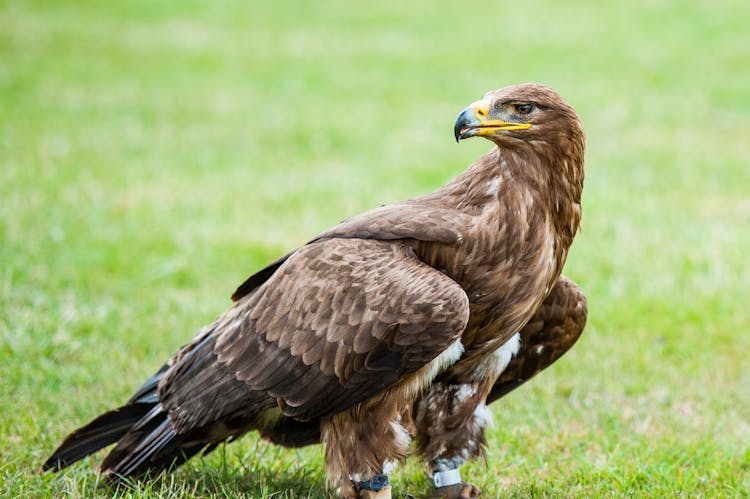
[{"left": 432, "top": 482, "right": 481, "bottom": 499}]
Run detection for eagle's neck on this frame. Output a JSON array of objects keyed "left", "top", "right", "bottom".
[{"left": 447, "top": 145, "right": 584, "bottom": 249}]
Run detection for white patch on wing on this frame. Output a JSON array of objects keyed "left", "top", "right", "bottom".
[
  {"left": 470, "top": 332, "right": 520, "bottom": 382},
  {"left": 399, "top": 339, "right": 464, "bottom": 400},
  {"left": 535, "top": 345, "right": 544, "bottom": 354},
  {"left": 493, "top": 332, "right": 521, "bottom": 375},
  {"left": 426, "top": 340, "right": 463, "bottom": 384},
  {"left": 433, "top": 340, "right": 464, "bottom": 372}
]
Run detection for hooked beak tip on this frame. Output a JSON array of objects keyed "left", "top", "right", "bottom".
[{"left": 453, "top": 107, "right": 474, "bottom": 143}]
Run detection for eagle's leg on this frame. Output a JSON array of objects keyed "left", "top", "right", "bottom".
[
  {"left": 415, "top": 275, "right": 587, "bottom": 498},
  {"left": 321, "top": 398, "right": 411, "bottom": 499},
  {"left": 413, "top": 342, "right": 514, "bottom": 499}
]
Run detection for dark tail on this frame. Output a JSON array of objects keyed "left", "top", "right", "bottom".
[
  {"left": 42, "top": 364, "right": 217, "bottom": 480},
  {"left": 41, "top": 403, "right": 155, "bottom": 472}
]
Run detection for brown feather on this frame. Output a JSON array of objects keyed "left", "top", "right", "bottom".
[
  {"left": 257, "top": 273, "right": 587, "bottom": 449},
  {"left": 488, "top": 274, "right": 587, "bottom": 403}
]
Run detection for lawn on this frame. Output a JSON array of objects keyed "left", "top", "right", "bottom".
[{"left": 2, "top": 0, "right": 749, "bottom": 496}]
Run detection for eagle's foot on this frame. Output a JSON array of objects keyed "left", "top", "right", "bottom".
[
  {"left": 357, "top": 485, "right": 392, "bottom": 498},
  {"left": 354, "top": 475, "right": 392, "bottom": 499},
  {"left": 431, "top": 482, "right": 481, "bottom": 499}
]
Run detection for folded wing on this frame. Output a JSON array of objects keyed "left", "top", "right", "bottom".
[{"left": 160, "top": 237, "right": 470, "bottom": 433}]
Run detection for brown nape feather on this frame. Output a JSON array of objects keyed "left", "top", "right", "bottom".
[{"left": 43, "top": 83, "right": 586, "bottom": 498}]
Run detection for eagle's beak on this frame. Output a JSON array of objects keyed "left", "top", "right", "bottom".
[{"left": 454, "top": 98, "right": 532, "bottom": 142}]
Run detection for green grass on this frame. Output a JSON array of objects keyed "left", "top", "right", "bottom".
[{"left": 2, "top": 0, "right": 749, "bottom": 496}]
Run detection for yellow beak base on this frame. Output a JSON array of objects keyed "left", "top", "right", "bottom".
[{"left": 454, "top": 99, "right": 531, "bottom": 142}]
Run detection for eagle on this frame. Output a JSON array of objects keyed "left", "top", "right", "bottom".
[{"left": 43, "top": 83, "right": 587, "bottom": 499}]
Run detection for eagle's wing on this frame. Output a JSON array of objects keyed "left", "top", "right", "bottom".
[
  {"left": 231, "top": 203, "right": 471, "bottom": 301},
  {"left": 317, "top": 203, "right": 471, "bottom": 244},
  {"left": 258, "top": 275, "right": 587, "bottom": 449},
  {"left": 160, "top": 236, "right": 470, "bottom": 434},
  {"left": 487, "top": 275, "right": 587, "bottom": 403}
]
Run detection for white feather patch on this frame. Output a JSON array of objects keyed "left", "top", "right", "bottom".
[
  {"left": 424, "top": 340, "right": 464, "bottom": 386},
  {"left": 400, "top": 339, "right": 464, "bottom": 400},
  {"left": 455, "top": 384, "right": 476, "bottom": 402},
  {"left": 473, "top": 403, "right": 493, "bottom": 428},
  {"left": 390, "top": 420, "right": 412, "bottom": 449},
  {"left": 485, "top": 176, "right": 503, "bottom": 196},
  {"left": 382, "top": 459, "right": 398, "bottom": 476},
  {"left": 493, "top": 332, "right": 521, "bottom": 375}
]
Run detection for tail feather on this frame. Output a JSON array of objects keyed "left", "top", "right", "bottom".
[
  {"left": 44, "top": 363, "right": 231, "bottom": 481},
  {"left": 104, "top": 425, "right": 217, "bottom": 482},
  {"left": 42, "top": 403, "right": 154, "bottom": 472},
  {"left": 43, "top": 363, "right": 211, "bottom": 479},
  {"left": 127, "top": 363, "right": 169, "bottom": 405},
  {"left": 104, "top": 418, "right": 176, "bottom": 478}
]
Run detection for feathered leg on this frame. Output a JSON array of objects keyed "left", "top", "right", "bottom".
[
  {"left": 321, "top": 398, "right": 412, "bottom": 499},
  {"left": 414, "top": 342, "right": 514, "bottom": 499},
  {"left": 415, "top": 275, "right": 587, "bottom": 498}
]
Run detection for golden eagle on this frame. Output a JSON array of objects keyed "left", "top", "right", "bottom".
[{"left": 43, "top": 83, "right": 587, "bottom": 499}]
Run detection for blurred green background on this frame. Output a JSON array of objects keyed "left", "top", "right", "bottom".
[{"left": 2, "top": 0, "right": 749, "bottom": 496}]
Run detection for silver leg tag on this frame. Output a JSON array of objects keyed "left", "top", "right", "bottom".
[{"left": 432, "top": 468, "right": 461, "bottom": 488}]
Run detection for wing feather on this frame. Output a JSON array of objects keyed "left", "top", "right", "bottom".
[
  {"left": 230, "top": 203, "right": 471, "bottom": 302},
  {"left": 488, "top": 275, "right": 587, "bottom": 403},
  {"left": 159, "top": 237, "right": 469, "bottom": 430}
]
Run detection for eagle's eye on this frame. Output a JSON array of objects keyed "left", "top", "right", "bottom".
[{"left": 513, "top": 103, "right": 534, "bottom": 115}]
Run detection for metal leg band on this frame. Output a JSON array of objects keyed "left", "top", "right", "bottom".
[{"left": 432, "top": 468, "right": 461, "bottom": 488}]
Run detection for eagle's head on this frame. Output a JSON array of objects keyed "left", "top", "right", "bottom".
[{"left": 454, "top": 83, "right": 583, "bottom": 152}]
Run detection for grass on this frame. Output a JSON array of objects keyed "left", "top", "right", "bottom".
[{"left": 2, "top": 0, "right": 749, "bottom": 496}]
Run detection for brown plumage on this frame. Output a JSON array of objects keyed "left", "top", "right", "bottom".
[{"left": 43, "top": 83, "right": 587, "bottom": 498}]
